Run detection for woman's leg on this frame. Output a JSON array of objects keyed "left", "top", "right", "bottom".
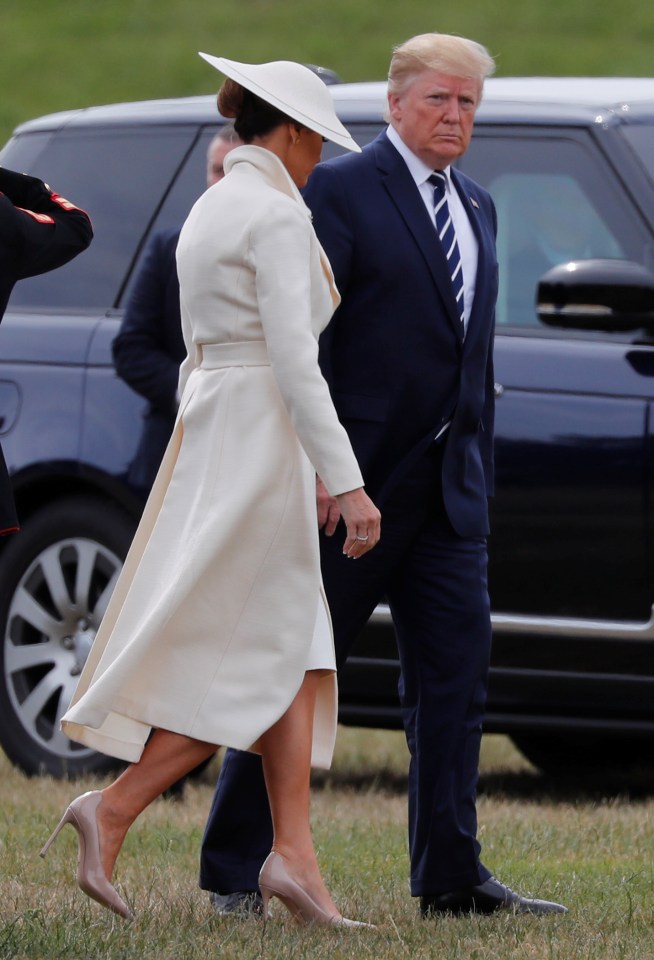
[
  {"left": 258, "top": 670, "right": 340, "bottom": 916},
  {"left": 97, "top": 731, "right": 217, "bottom": 880},
  {"left": 88, "top": 670, "right": 331, "bottom": 907}
]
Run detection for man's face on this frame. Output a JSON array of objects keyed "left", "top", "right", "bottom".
[
  {"left": 206, "top": 137, "right": 239, "bottom": 186},
  {"left": 388, "top": 69, "right": 481, "bottom": 170}
]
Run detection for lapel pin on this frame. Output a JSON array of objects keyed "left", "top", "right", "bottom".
[{"left": 470, "top": 197, "right": 479, "bottom": 209}]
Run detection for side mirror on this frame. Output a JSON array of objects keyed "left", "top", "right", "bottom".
[{"left": 537, "top": 259, "right": 654, "bottom": 332}]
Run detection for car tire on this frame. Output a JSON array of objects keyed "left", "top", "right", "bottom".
[{"left": 0, "top": 496, "right": 136, "bottom": 778}]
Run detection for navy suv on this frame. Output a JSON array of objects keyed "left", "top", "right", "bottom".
[{"left": 1, "top": 77, "right": 654, "bottom": 777}]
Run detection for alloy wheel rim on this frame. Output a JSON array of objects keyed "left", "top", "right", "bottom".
[{"left": 3, "top": 537, "right": 122, "bottom": 764}]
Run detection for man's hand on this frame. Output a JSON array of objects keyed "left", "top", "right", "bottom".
[{"left": 316, "top": 476, "right": 341, "bottom": 535}]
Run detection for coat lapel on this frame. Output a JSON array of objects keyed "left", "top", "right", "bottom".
[{"left": 226, "top": 144, "right": 340, "bottom": 310}]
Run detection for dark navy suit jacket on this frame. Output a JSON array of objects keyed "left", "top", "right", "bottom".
[
  {"left": 112, "top": 227, "right": 186, "bottom": 490},
  {"left": 305, "top": 132, "right": 498, "bottom": 539}
]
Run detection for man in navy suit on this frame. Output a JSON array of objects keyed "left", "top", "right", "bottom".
[
  {"left": 200, "top": 33, "right": 567, "bottom": 918},
  {"left": 113, "top": 125, "right": 240, "bottom": 493}
]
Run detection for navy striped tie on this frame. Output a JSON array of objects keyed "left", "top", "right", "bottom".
[{"left": 429, "top": 171, "right": 464, "bottom": 327}]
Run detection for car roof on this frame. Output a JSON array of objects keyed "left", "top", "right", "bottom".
[
  {"left": 13, "top": 76, "right": 654, "bottom": 134},
  {"left": 480, "top": 76, "right": 654, "bottom": 123},
  {"left": 331, "top": 77, "right": 654, "bottom": 124}
]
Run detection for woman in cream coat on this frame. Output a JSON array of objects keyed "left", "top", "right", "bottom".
[{"left": 42, "top": 56, "right": 380, "bottom": 927}]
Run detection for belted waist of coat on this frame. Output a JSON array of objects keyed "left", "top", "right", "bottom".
[{"left": 199, "top": 341, "right": 270, "bottom": 368}]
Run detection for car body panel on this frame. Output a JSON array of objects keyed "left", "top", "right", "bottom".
[{"left": 2, "top": 77, "right": 654, "bottom": 775}]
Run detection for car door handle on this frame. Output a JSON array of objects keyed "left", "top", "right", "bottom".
[{"left": 494, "top": 382, "right": 504, "bottom": 398}]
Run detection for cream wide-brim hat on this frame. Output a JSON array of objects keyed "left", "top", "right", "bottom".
[{"left": 199, "top": 52, "right": 361, "bottom": 154}]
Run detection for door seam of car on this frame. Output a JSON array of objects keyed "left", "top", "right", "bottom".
[
  {"left": 77, "top": 314, "right": 108, "bottom": 463},
  {"left": 371, "top": 601, "right": 654, "bottom": 640},
  {"left": 493, "top": 605, "right": 654, "bottom": 640}
]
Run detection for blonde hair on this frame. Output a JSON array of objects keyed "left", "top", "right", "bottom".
[{"left": 388, "top": 33, "right": 495, "bottom": 96}]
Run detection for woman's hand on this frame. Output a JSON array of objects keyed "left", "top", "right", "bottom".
[{"left": 336, "top": 486, "right": 381, "bottom": 559}]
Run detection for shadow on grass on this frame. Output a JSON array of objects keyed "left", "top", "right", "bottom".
[
  {"left": 313, "top": 765, "right": 654, "bottom": 802},
  {"left": 478, "top": 765, "right": 654, "bottom": 802}
]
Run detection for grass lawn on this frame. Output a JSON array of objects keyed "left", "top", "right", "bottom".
[
  {"left": 1, "top": 730, "right": 652, "bottom": 959},
  {"left": 3, "top": 0, "right": 654, "bottom": 145}
]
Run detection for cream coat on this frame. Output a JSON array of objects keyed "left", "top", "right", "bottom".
[{"left": 62, "top": 146, "right": 363, "bottom": 768}]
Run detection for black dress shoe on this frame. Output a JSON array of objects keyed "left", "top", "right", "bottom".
[
  {"left": 420, "top": 876, "right": 568, "bottom": 917},
  {"left": 209, "top": 890, "right": 263, "bottom": 917}
]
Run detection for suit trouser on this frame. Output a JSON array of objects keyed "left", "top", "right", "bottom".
[{"left": 199, "top": 442, "right": 493, "bottom": 897}]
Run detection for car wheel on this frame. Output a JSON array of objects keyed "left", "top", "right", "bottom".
[
  {"left": 512, "top": 733, "right": 648, "bottom": 776},
  {"left": 0, "top": 497, "right": 136, "bottom": 777}
]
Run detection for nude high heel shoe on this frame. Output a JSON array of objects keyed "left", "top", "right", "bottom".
[
  {"left": 258, "top": 851, "right": 374, "bottom": 928},
  {"left": 40, "top": 790, "right": 134, "bottom": 921}
]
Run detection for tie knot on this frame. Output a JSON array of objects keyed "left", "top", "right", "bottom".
[{"left": 428, "top": 171, "right": 447, "bottom": 193}]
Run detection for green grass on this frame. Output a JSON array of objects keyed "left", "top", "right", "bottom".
[
  {"left": 3, "top": 0, "right": 654, "bottom": 146},
  {"left": 2, "top": 730, "right": 653, "bottom": 959}
]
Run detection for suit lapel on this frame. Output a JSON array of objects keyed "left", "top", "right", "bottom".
[
  {"left": 451, "top": 168, "right": 495, "bottom": 351},
  {"left": 371, "top": 134, "right": 496, "bottom": 348},
  {"left": 373, "top": 136, "right": 464, "bottom": 341},
  {"left": 318, "top": 242, "right": 341, "bottom": 310}
]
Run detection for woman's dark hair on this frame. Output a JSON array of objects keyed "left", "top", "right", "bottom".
[{"left": 217, "top": 78, "right": 292, "bottom": 142}]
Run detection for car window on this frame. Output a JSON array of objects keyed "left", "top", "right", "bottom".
[
  {"left": 621, "top": 123, "right": 654, "bottom": 184},
  {"left": 118, "top": 126, "right": 220, "bottom": 305},
  {"left": 145, "top": 126, "right": 220, "bottom": 237},
  {"left": 321, "top": 123, "right": 382, "bottom": 158},
  {"left": 461, "top": 132, "right": 650, "bottom": 330},
  {"left": 150, "top": 120, "right": 383, "bottom": 228},
  {"left": 491, "top": 171, "right": 624, "bottom": 327},
  {"left": 120, "top": 121, "right": 384, "bottom": 306},
  {"left": 3, "top": 127, "right": 197, "bottom": 310}
]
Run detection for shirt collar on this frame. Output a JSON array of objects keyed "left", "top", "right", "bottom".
[{"left": 386, "top": 124, "right": 453, "bottom": 190}]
